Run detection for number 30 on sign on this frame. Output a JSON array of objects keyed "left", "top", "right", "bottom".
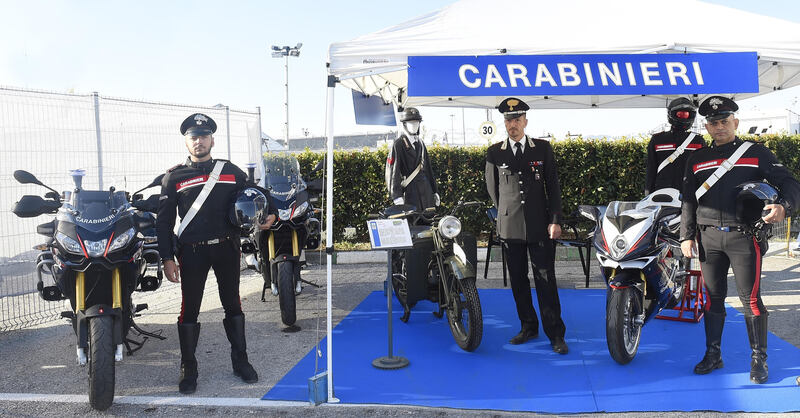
[{"left": 479, "top": 121, "right": 496, "bottom": 141}]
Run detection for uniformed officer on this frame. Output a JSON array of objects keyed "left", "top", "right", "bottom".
[
  {"left": 386, "top": 107, "right": 440, "bottom": 209},
  {"left": 485, "top": 97, "right": 568, "bottom": 354},
  {"left": 157, "top": 113, "right": 276, "bottom": 394},
  {"left": 645, "top": 97, "right": 706, "bottom": 195},
  {"left": 680, "top": 96, "right": 800, "bottom": 384}
]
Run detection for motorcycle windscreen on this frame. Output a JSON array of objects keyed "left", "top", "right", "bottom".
[
  {"left": 66, "top": 190, "right": 128, "bottom": 233},
  {"left": 603, "top": 201, "right": 653, "bottom": 232},
  {"left": 262, "top": 153, "right": 306, "bottom": 205}
]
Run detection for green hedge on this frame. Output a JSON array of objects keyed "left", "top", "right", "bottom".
[{"left": 295, "top": 134, "right": 800, "bottom": 242}]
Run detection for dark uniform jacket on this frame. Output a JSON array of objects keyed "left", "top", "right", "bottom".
[
  {"left": 485, "top": 136, "right": 562, "bottom": 242},
  {"left": 156, "top": 158, "right": 247, "bottom": 261},
  {"left": 645, "top": 130, "right": 705, "bottom": 194},
  {"left": 680, "top": 137, "right": 800, "bottom": 241},
  {"left": 387, "top": 134, "right": 438, "bottom": 211}
]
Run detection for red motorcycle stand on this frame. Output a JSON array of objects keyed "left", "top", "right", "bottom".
[{"left": 656, "top": 269, "right": 707, "bottom": 323}]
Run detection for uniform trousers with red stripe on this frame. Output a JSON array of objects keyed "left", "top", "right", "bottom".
[
  {"left": 697, "top": 227, "right": 766, "bottom": 318},
  {"left": 177, "top": 238, "right": 243, "bottom": 324}
]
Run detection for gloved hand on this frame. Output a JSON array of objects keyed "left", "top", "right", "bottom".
[
  {"left": 393, "top": 197, "right": 404, "bottom": 205},
  {"left": 434, "top": 193, "right": 441, "bottom": 207}
]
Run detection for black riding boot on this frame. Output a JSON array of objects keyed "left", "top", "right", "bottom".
[
  {"left": 745, "top": 315, "right": 769, "bottom": 384},
  {"left": 694, "top": 311, "right": 725, "bottom": 374},
  {"left": 223, "top": 315, "right": 259, "bottom": 383},
  {"left": 178, "top": 322, "right": 201, "bottom": 394}
]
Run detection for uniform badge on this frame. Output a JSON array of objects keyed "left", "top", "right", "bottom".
[
  {"left": 194, "top": 114, "right": 209, "bottom": 124},
  {"left": 709, "top": 97, "right": 723, "bottom": 110},
  {"left": 506, "top": 99, "right": 520, "bottom": 111},
  {"left": 498, "top": 163, "right": 509, "bottom": 169}
]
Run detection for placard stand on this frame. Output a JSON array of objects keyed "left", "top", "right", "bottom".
[{"left": 367, "top": 218, "right": 413, "bottom": 370}]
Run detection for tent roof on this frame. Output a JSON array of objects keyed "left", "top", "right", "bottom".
[{"left": 328, "top": 0, "right": 800, "bottom": 109}]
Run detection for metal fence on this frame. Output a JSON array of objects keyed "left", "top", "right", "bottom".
[{"left": 0, "top": 86, "right": 262, "bottom": 331}]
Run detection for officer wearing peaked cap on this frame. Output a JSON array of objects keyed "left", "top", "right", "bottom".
[
  {"left": 485, "top": 97, "right": 568, "bottom": 354},
  {"left": 680, "top": 96, "right": 800, "bottom": 383},
  {"left": 157, "top": 113, "right": 276, "bottom": 394}
]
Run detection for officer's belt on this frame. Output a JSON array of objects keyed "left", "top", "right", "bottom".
[
  {"left": 699, "top": 224, "right": 745, "bottom": 232},
  {"left": 189, "top": 235, "right": 232, "bottom": 246}
]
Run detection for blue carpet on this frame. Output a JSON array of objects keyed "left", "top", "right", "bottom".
[{"left": 263, "top": 289, "right": 800, "bottom": 413}]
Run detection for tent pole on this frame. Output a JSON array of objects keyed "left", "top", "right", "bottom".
[{"left": 324, "top": 74, "right": 339, "bottom": 403}]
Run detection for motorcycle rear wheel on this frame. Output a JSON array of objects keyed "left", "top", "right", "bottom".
[
  {"left": 445, "top": 272, "right": 483, "bottom": 352},
  {"left": 606, "top": 286, "right": 643, "bottom": 365},
  {"left": 277, "top": 261, "right": 297, "bottom": 326},
  {"left": 88, "top": 315, "right": 115, "bottom": 411}
]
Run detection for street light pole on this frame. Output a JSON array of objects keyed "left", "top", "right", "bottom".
[{"left": 271, "top": 43, "right": 302, "bottom": 148}]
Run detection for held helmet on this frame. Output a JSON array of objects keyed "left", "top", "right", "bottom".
[
  {"left": 399, "top": 107, "right": 422, "bottom": 122},
  {"left": 667, "top": 97, "right": 697, "bottom": 131},
  {"left": 230, "top": 188, "right": 268, "bottom": 232},
  {"left": 735, "top": 182, "right": 779, "bottom": 227}
]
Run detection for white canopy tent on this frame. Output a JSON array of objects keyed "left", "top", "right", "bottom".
[
  {"left": 328, "top": 0, "right": 800, "bottom": 109},
  {"left": 319, "top": 0, "right": 800, "bottom": 401}
]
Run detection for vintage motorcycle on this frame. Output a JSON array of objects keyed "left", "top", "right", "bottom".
[
  {"left": 379, "top": 201, "right": 483, "bottom": 352},
  {"left": 240, "top": 153, "right": 322, "bottom": 328},
  {"left": 579, "top": 187, "right": 687, "bottom": 364},
  {"left": 12, "top": 169, "right": 165, "bottom": 410}
]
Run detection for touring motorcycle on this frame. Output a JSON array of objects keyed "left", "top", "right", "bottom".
[
  {"left": 377, "top": 201, "right": 483, "bottom": 352},
  {"left": 12, "top": 169, "right": 165, "bottom": 410},
  {"left": 579, "top": 188, "right": 688, "bottom": 364},
  {"left": 240, "top": 153, "right": 322, "bottom": 328}
]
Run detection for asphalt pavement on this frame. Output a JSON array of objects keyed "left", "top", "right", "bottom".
[{"left": 0, "top": 249, "right": 799, "bottom": 417}]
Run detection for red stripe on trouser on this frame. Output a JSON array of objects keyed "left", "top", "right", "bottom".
[
  {"left": 750, "top": 237, "right": 762, "bottom": 316},
  {"left": 178, "top": 255, "right": 185, "bottom": 324}
]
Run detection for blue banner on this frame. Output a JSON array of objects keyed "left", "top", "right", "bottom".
[{"left": 407, "top": 52, "right": 758, "bottom": 97}]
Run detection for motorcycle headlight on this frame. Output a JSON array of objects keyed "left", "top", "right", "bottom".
[
  {"left": 108, "top": 228, "right": 135, "bottom": 253},
  {"left": 83, "top": 238, "right": 108, "bottom": 258},
  {"left": 292, "top": 201, "right": 309, "bottom": 219},
  {"left": 610, "top": 235, "right": 628, "bottom": 260},
  {"left": 56, "top": 231, "right": 83, "bottom": 255},
  {"left": 439, "top": 215, "right": 462, "bottom": 239},
  {"left": 278, "top": 208, "right": 291, "bottom": 221}
]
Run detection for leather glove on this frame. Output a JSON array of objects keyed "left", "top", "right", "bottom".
[
  {"left": 434, "top": 193, "right": 440, "bottom": 207},
  {"left": 393, "top": 197, "right": 404, "bottom": 205}
]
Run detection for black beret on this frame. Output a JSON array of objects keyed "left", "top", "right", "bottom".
[
  {"left": 180, "top": 113, "right": 217, "bottom": 136},
  {"left": 497, "top": 97, "right": 530, "bottom": 120},
  {"left": 699, "top": 96, "right": 738, "bottom": 121}
]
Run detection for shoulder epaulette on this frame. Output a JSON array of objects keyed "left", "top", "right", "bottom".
[{"left": 166, "top": 164, "right": 183, "bottom": 173}]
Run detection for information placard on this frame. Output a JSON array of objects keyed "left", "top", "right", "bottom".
[{"left": 367, "top": 219, "right": 413, "bottom": 250}]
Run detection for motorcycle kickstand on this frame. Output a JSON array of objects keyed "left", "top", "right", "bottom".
[
  {"left": 401, "top": 305, "right": 411, "bottom": 323},
  {"left": 298, "top": 277, "right": 320, "bottom": 288},
  {"left": 124, "top": 318, "right": 165, "bottom": 355},
  {"left": 261, "top": 282, "right": 268, "bottom": 302},
  {"left": 433, "top": 306, "right": 444, "bottom": 319}
]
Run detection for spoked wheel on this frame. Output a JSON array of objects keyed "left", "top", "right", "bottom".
[
  {"left": 87, "top": 315, "right": 115, "bottom": 411},
  {"left": 390, "top": 251, "right": 415, "bottom": 308},
  {"left": 277, "top": 261, "right": 297, "bottom": 326},
  {"left": 444, "top": 267, "right": 483, "bottom": 352},
  {"left": 606, "top": 286, "right": 643, "bottom": 365}
]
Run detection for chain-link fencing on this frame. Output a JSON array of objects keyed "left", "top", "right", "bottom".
[{"left": 0, "top": 86, "right": 261, "bottom": 331}]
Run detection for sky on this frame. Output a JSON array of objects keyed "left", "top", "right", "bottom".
[{"left": 1, "top": 0, "right": 800, "bottom": 143}]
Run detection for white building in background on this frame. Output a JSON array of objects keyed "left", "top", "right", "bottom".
[{"left": 734, "top": 109, "right": 800, "bottom": 136}]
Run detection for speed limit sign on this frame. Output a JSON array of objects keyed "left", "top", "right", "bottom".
[{"left": 479, "top": 121, "right": 496, "bottom": 141}]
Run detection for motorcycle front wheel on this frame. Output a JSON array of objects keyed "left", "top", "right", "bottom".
[
  {"left": 88, "top": 315, "right": 115, "bottom": 411},
  {"left": 277, "top": 261, "right": 297, "bottom": 326},
  {"left": 606, "top": 286, "right": 643, "bottom": 365},
  {"left": 445, "top": 269, "right": 483, "bottom": 352}
]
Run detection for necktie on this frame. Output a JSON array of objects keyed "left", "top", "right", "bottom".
[
  {"left": 514, "top": 142, "right": 522, "bottom": 162},
  {"left": 413, "top": 141, "right": 421, "bottom": 156}
]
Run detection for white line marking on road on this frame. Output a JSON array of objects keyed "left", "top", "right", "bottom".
[{"left": 0, "top": 393, "right": 307, "bottom": 408}]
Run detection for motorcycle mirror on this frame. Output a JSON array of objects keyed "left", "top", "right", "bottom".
[
  {"left": 14, "top": 170, "right": 60, "bottom": 195},
  {"left": 132, "top": 174, "right": 166, "bottom": 198},
  {"left": 13, "top": 170, "right": 40, "bottom": 185},
  {"left": 311, "top": 158, "right": 326, "bottom": 174},
  {"left": 578, "top": 205, "right": 599, "bottom": 222},
  {"left": 132, "top": 193, "right": 143, "bottom": 201}
]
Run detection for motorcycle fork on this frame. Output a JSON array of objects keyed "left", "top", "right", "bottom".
[
  {"left": 432, "top": 234, "right": 452, "bottom": 311},
  {"left": 267, "top": 229, "right": 301, "bottom": 259},
  {"left": 74, "top": 268, "right": 124, "bottom": 364}
]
